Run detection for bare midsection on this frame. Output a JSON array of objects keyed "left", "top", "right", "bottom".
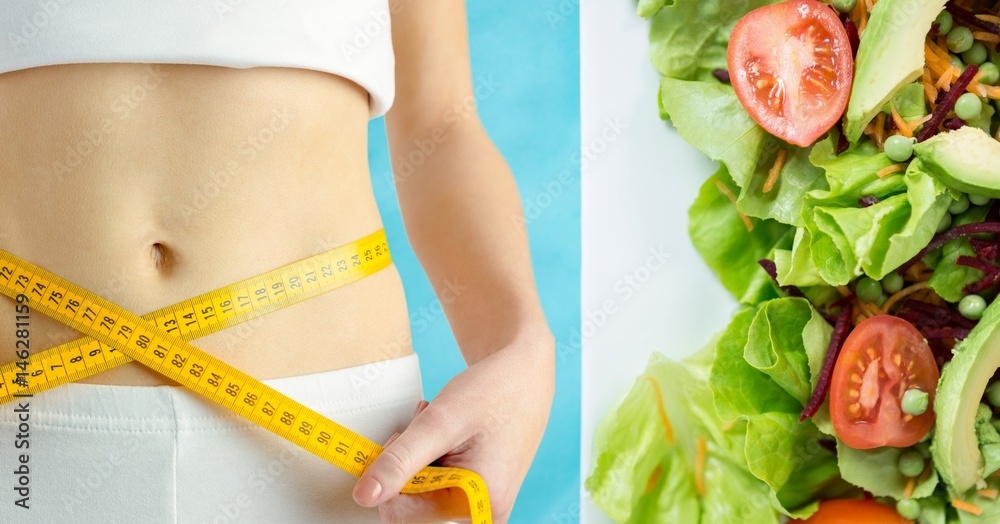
[{"left": 0, "top": 64, "right": 413, "bottom": 386}]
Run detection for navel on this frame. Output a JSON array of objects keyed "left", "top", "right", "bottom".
[{"left": 148, "top": 242, "right": 172, "bottom": 273}]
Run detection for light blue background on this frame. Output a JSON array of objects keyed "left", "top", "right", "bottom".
[{"left": 367, "top": 2, "right": 580, "bottom": 522}]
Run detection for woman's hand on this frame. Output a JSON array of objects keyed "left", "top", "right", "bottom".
[{"left": 352, "top": 332, "right": 555, "bottom": 523}]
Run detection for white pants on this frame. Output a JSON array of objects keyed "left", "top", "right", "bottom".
[{"left": 0, "top": 353, "right": 423, "bottom": 524}]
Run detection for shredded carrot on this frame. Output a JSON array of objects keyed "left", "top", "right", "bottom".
[
  {"left": 872, "top": 112, "right": 886, "bottom": 148},
  {"left": 645, "top": 466, "right": 662, "bottom": 494},
  {"left": 927, "top": 39, "right": 952, "bottom": 63},
  {"left": 855, "top": 0, "right": 868, "bottom": 33},
  {"left": 862, "top": 301, "right": 883, "bottom": 318},
  {"left": 978, "top": 488, "right": 1000, "bottom": 500},
  {"left": 903, "top": 476, "right": 916, "bottom": 499},
  {"left": 877, "top": 163, "right": 907, "bottom": 178},
  {"left": 836, "top": 285, "right": 852, "bottom": 297},
  {"left": 924, "top": 80, "right": 939, "bottom": 107},
  {"left": 713, "top": 179, "right": 754, "bottom": 232},
  {"left": 968, "top": 81, "right": 990, "bottom": 97},
  {"left": 890, "top": 104, "right": 913, "bottom": 138},
  {"left": 974, "top": 31, "right": 1000, "bottom": 44},
  {"left": 763, "top": 149, "right": 787, "bottom": 193},
  {"left": 988, "top": 86, "right": 1000, "bottom": 100},
  {"left": 721, "top": 420, "right": 737, "bottom": 431},
  {"left": 694, "top": 435, "right": 707, "bottom": 497},
  {"left": 864, "top": 0, "right": 873, "bottom": 13},
  {"left": 645, "top": 377, "right": 675, "bottom": 445},
  {"left": 937, "top": 67, "right": 958, "bottom": 91},
  {"left": 924, "top": 45, "right": 951, "bottom": 78},
  {"left": 881, "top": 282, "right": 928, "bottom": 314},
  {"left": 977, "top": 14, "right": 1000, "bottom": 24},
  {"left": 952, "top": 499, "right": 984, "bottom": 516},
  {"left": 909, "top": 114, "right": 934, "bottom": 135}
]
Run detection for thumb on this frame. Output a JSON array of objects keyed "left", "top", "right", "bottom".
[{"left": 352, "top": 406, "right": 459, "bottom": 508}]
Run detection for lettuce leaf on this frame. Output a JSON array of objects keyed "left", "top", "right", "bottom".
[
  {"left": 710, "top": 298, "right": 849, "bottom": 518},
  {"left": 660, "top": 78, "right": 827, "bottom": 227},
  {"left": 648, "top": 0, "right": 778, "bottom": 82},
  {"left": 836, "top": 442, "right": 939, "bottom": 500},
  {"left": 775, "top": 139, "right": 952, "bottom": 286},
  {"left": 586, "top": 342, "right": 779, "bottom": 523},
  {"left": 927, "top": 204, "right": 991, "bottom": 303},
  {"left": 688, "top": 166, "right": 792, "bottom": 305}
]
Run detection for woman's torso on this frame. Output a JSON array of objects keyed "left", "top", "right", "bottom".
[{"left": 0, "top": 63, "right": 413, "bottom": 386}]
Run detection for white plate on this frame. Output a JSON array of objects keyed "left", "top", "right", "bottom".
[{"left": 580, "top": 2, "right": 740, "bottom": 522}]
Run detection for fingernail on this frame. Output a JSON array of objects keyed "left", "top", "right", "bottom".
[
  {"left": 353, "top": 477, "right": 382, "bottom": 506},
  {"left": 414, "top": 400, "right": 429, "bottom": 417}
]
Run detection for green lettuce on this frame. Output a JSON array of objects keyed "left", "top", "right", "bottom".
[
  {"left": 776, "top": 140, "right": 952, "bottom": 286},
  {"left": 648, "top": 0, "right": 778, "bottom": 83},
  {"left": 688, "top": 166, "right": 792, "bottom": 304},
  {"left": 836, "top": 443, "right": 939, "bottom": 500},
  {"left": 586, "top": 343, "right": 779, "bottom": 523},
  {"left": 660, "top": 78, "right": 828, "bottom": 226},
  {"left": 710, "top": 297, "right": 850, "bottom": 517},
  {"left": 927, "top": 204, "right": 990, "bottom": 303}
]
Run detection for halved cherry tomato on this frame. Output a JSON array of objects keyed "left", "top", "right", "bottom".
[
  {"left": 793, "top": 499, "right": 912, "bottom": 524},
  {"left": 727, "top": 0, "right": 853, "bottom": 147},
  {"left": 830, "top": 315, "right": 939, "bottom": 449}
]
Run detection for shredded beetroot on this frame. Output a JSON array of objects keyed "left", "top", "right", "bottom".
[
  {"left": 831, "top": 292, "right": 856, "bottom": 309},
  {"left": 930, "top": 22, "right": 941, "bottom": 38},
  {"left": 712, "top": 69, "right": 731, "bottom": 83},
  {"left": 956, "top": 254, "right": 999, "bottom": 274},
  {"left": 921, "top": 327, "right": 972, "bottom": 340},
  {"left": 943, "top": 117, "right": 967, "bottom": 130},
  {"left": 835, "top": 121, "right": 849, "bottom": 156},
  {"left": 840, "top": 14, "right": 860, "bottom": 58},
  {"left": 758, "top": 259, "right": 805, "bottom": 298},
  {"left": 800, "top": 303, "right": 852, "bottom": 422},
  {"left": 965, "top": 270, "right": 1000, "bottom": 294},
  {"left": 946, "top": 2, "right": 1000, "bottom": 35},
  {"left": 858, "top": 195, "right": 880, "bottom": 208},
  {"left": 897, "top": 299, "right": 977, "bottom": 329},
  {"left": 916, "top": 64, "right": 980, "bottom": 142},
  {"left": 898, "top": 221, "right": 1000, "bottom": 272},
  {"left": 971, "top": 238, "right": 999, "bottom": 260}
]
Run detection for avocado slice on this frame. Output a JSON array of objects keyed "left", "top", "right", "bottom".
[
  {"left": 914, "top": 127, "right": 1000, "bottom": 198},
  {"left": 844, "top": 0, "right": 947, "bottom": 142},
  {"left": 932, "top": 298, "right": 1000, "bottom": 492}
]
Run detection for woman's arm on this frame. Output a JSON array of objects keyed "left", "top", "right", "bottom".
[{"left": 351, "top": 1, "right": 556, "bottom": 522}]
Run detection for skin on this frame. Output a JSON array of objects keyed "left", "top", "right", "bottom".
[{"left": 0, "top": 0, "right": 554, "bottom": 522}]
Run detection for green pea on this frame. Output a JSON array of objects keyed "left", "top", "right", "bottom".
[
  {"left": 896, "top": 498, "right": 921, "bottom": 520},
  {"left": 987, "top": 382, "right": 1000, "bottom": 407},
  {"left": 955, "top": 93, "right": 984, "bottom": 121},
  {"left": 902, "top": 389, "right": 929, "bottom": 415},
  {"left": 960, "top": 294, "right": 987, "bottom": 320},
  {"left": 963, "top": 43, "right": 989, "bottom": 66},
  {"left": 856, "top": 277, "right": 883, "bottom": 303},
  {"left": 898, "top": 450, "right": 926, "bottom": 477},
  {"left": 981, "top": 63, "right": 1000, "bottom": 85},
  {"left": 937, "top": 212, "right": 952, "bottom": 233},
  {"left": 882, "top": 272, "right": 904, "bottom": 294},
  {"left": 950, "top": 193, "right": 971, "bottom": 215},
  {"left": 884, "top": 134, "right": 914, "bottom": 162},
  {"left": 949, "top": 53, "right": 965, "bottom": 71},
  {"left": 971, "top": 194, "right": 993, "bottom": 206},
  {"left": 948, "top": 26, "right": 975, "bottom": 54},
  {"left": 935, "top": 11, "right": 953, "bottom": 35},
  {"left": 832, "top": 0, "right": 856, "bottom": 12}
]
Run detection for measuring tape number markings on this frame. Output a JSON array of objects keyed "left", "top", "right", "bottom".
[{"left": 0, "top": 229, "right": 491, "bottom": 523}]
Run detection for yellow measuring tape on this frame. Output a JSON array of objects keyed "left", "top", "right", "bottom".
[{"left": 0, "top": 229, "right": 491, "bottom": 523}]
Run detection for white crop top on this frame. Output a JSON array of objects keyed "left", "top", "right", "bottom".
[{"left": 0, "top": 0, "right": 396, "bottom": 118}]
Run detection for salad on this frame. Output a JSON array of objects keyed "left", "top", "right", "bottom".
[{"left": 588, "top": 0, "right": 1000, "bottom": 522}]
